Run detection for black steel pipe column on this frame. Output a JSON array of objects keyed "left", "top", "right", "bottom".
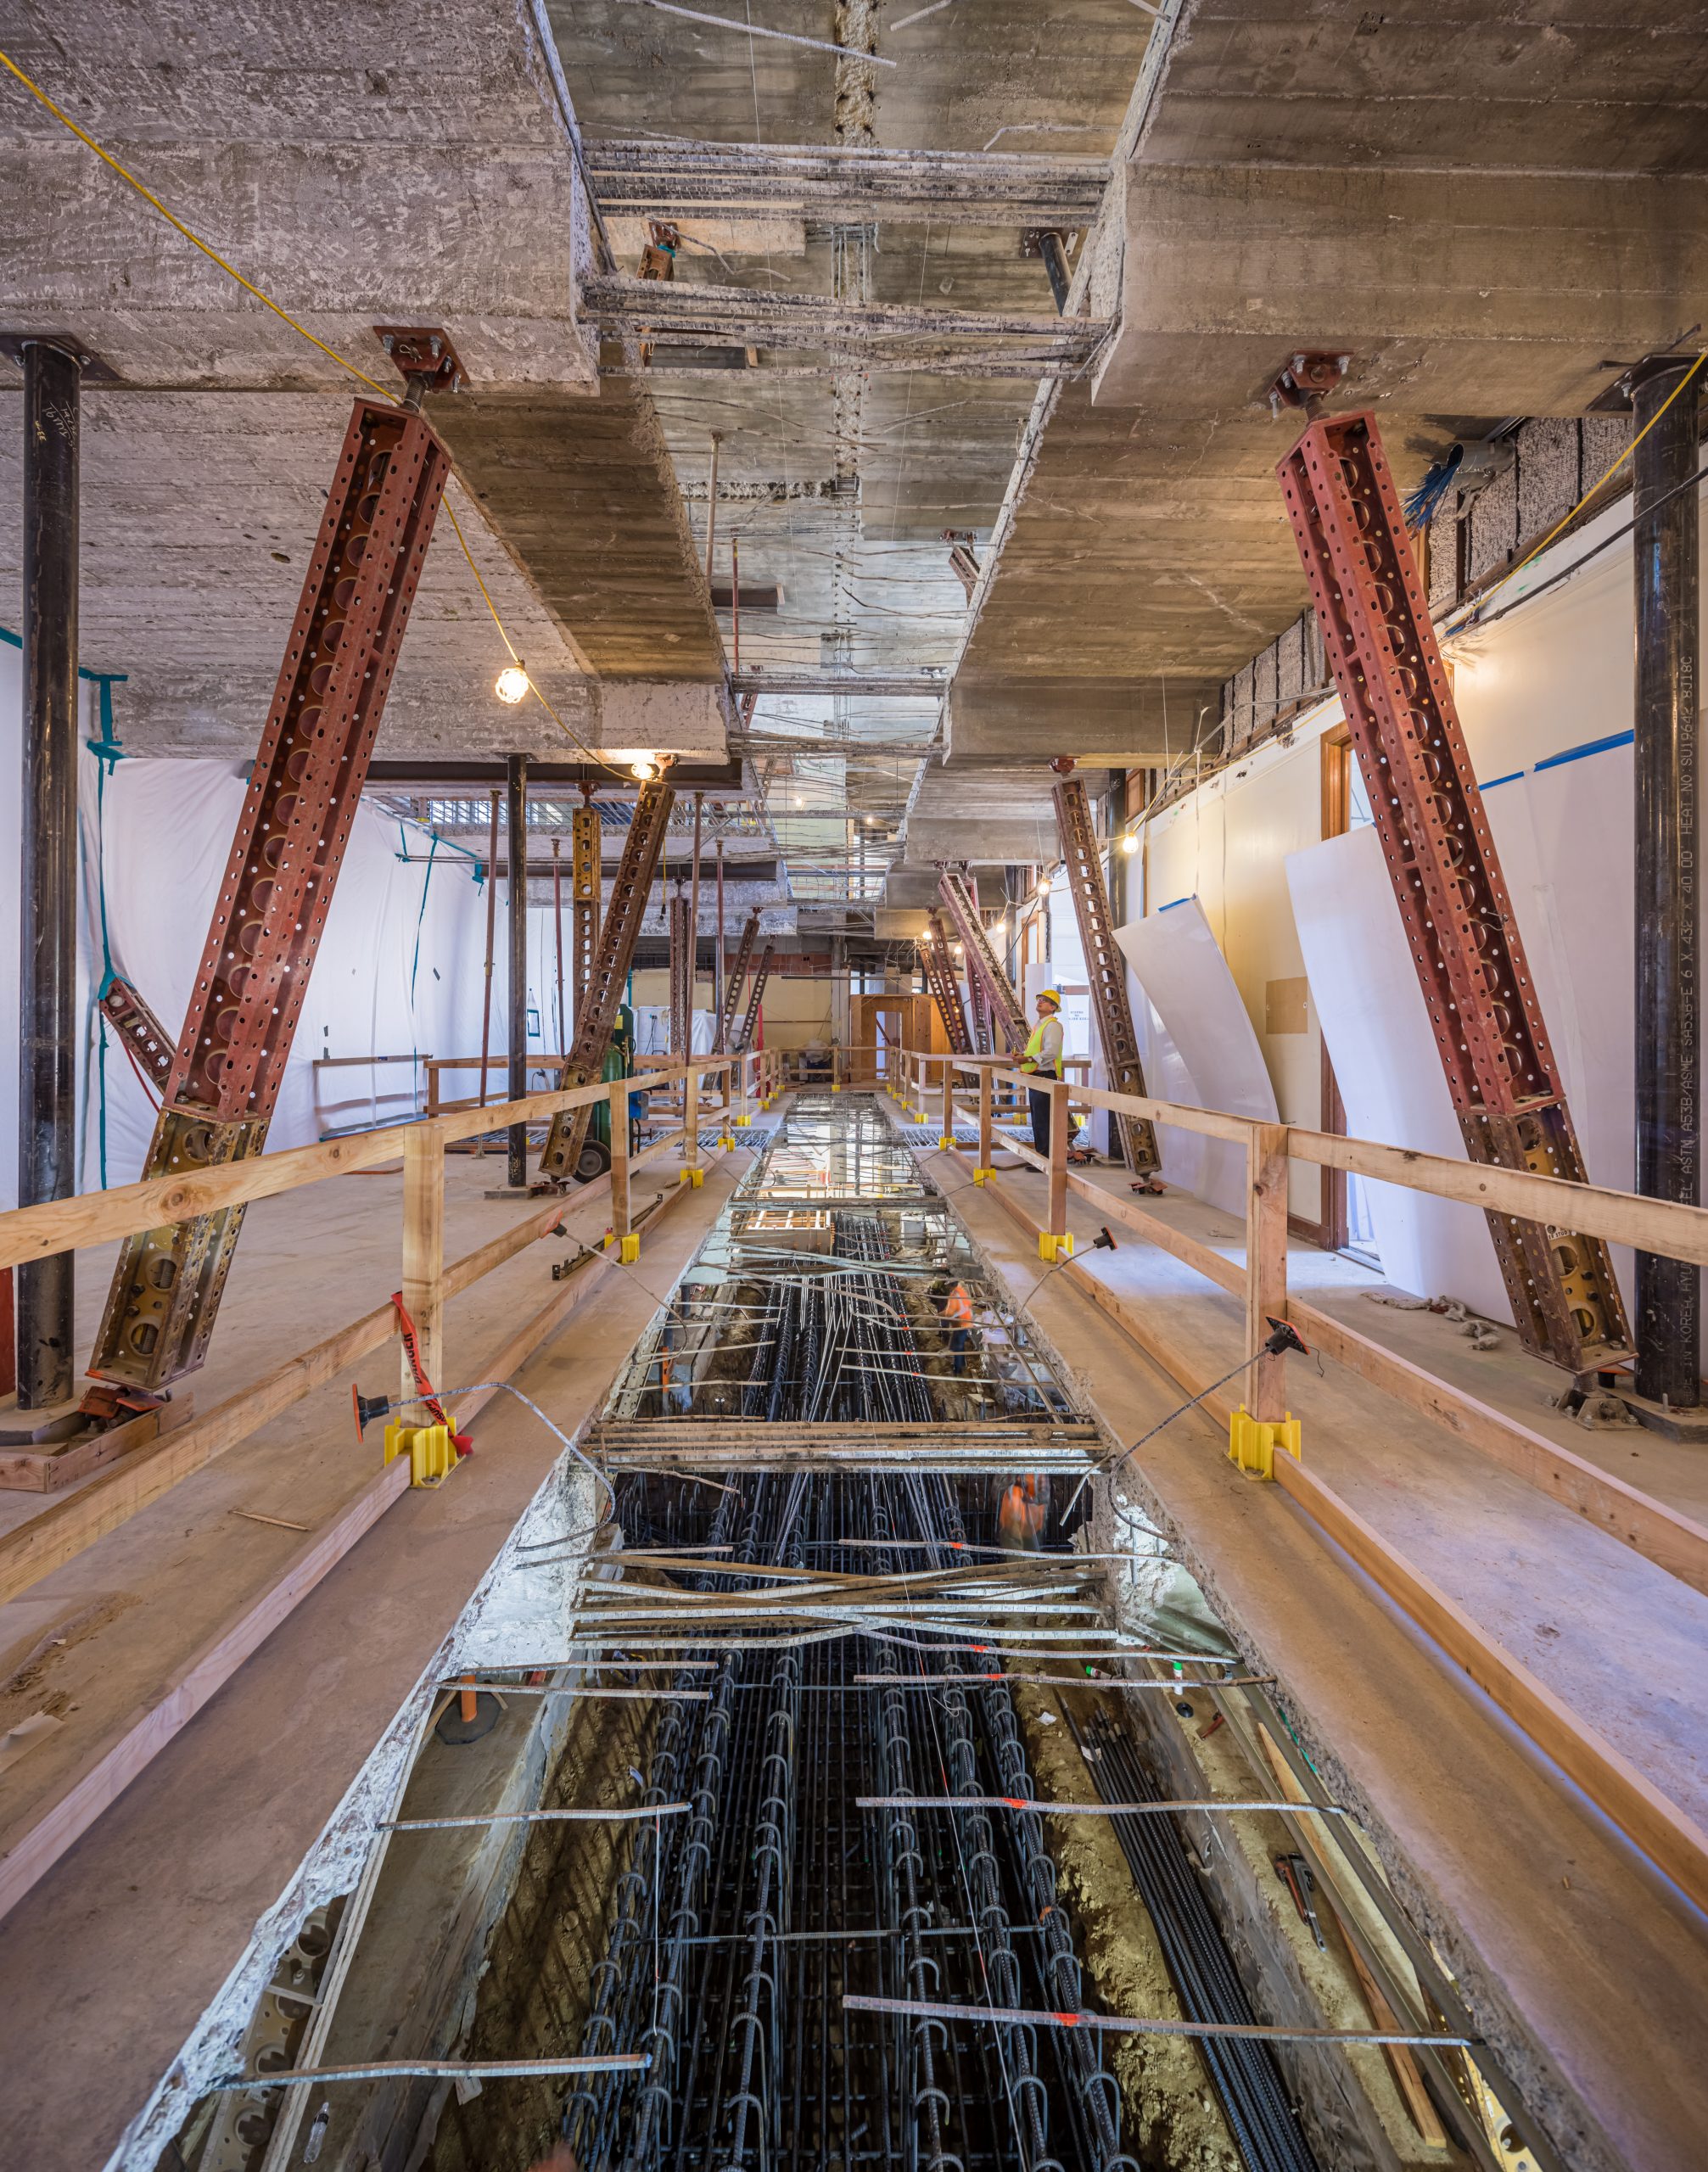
[
  {"left": 507, "top": 751, "right": 529, "bottom": 1187},
  {"left": 16, "top": 339, "right": 81, "bottom": 1409},
  {"left": 1632, "top": 357, "right": 1703, "bottom": 1407}
]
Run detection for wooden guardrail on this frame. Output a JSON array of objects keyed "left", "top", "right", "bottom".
[
  {"left": 882, "top": 1047, "right": 1708, "bottom": 1916},
  {"left": 0, "top": 1053, "right": 775, "bottom": 1923}
]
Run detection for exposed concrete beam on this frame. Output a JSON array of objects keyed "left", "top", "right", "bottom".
[
  {"left": 0, "top": 3, "right": 597, "bottom": 392},
  {"left": 1094, "top": 163, "right": 1708, "bottom": 417},
  {"left": 944, "top": 675, "right": 1214, "bottom": 768},
  {"left": 586, "top": 137, "right": 1110, "bottom": 226},
  {"left": 906, "top": 816, "right": 1062, "bottom": 866}
]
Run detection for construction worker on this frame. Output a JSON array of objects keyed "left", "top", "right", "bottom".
[
  {"left": 1018, "top": 988, "right": 1066, "bottom": 1159},
  {"left": 941, "top": 1278, "right": 975, "bottom": 1375},
  {"left": 998, "top": 1473, "right": 1047, "bottom": 1551}
]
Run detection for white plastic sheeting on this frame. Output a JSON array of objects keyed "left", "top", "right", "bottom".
[
  {"left": 1287, "top": 736, "right": 1646, "bottom": 1323},
  {"left": 1115, "top": 897, "right": 1280, "bottom": 1219},
  {"left": 0, "top": 647, "right": 519, "bottom": 1199}
]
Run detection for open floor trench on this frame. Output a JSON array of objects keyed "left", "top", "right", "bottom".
[{"left": 152, "top": 1096, "right": 1539, "bottom": 2172}]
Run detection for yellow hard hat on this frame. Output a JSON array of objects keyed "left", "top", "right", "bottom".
[{"left": 1036, "top": 987, "right": 1061, "bottom": 1007}]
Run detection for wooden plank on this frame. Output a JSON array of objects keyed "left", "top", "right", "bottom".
[
  {"left": 1250, "top": 1725, "right": 1448, "bottom": 2144},
  {"left": 1286, "top": 1128, "right": 1708, "bottom": 1269},
  {"left": 0, "top": 1179, "right": 625, "bottom": 1611},
  {"left": 0, "top": 1302, "right": 396, "bottom": 1611},
  {"left": 400, "top": 1124, "right": 446, "bottom": 1407},
  {"left": 0, "top": 1458, "right": 411, "bottom": 1923},
  {"left": 609, "top": 1078, "right": 632, "bottom": 1237},
  {"left": 0, "top": 1182, "right": 714, "bottom": 1924},
  {"left": 1246, "top": 1123, "right": 1290, "bottom": 1421},
  {"left": 963, "top": 1151, "right": 1708, "bottom": 1912},
  {"left": 1344, "top": 1933, "right": 1450, "bottom": 2147},
  {"left": 1047, "top": 1082, "right": 1069, "bottom": 1238},
  {"left": 1291, "top": 1297, "right": 1708, "bottom": 1600},
  {"left": 1063, "top": 1173, "right": 1246, "bottom": 1297},
  {"left": 0, "top": 1393, "right": 193, "bottom": 1494},
  {"left": 1272, "top": 1453, "right": 1708, "bottom": 1917},
  {"left": 0, "top": 1064, "right": 708, "bottom": 1272}
]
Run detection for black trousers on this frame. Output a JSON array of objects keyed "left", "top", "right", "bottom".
[{"left": 1029, "top": 1084, "right": 1055, "bottom": 1159}]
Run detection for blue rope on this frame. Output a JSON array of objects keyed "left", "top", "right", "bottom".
[{"left": 82, "top": 673, "right": 128, "bottom": 1189}]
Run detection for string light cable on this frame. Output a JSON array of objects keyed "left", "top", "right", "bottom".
[{"left": 0, "top": 44, "right": 627, "bottom": 778}]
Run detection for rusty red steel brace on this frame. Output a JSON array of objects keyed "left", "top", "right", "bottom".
[
  {"left": 1277, "top": 411, "right": 1629, "bottom": 1372},
  {"left": 87, "top": 395, "right": 454, "bottom": 1401}
]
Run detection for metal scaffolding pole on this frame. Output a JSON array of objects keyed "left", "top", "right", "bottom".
[
  {"left": 1632, "top": 357, "right": 1703, "bottom": 1408},
  {"left": 507, "top": 752, "right": 529, "bottom": 1187},
  {"left": 16, "top": 339, "right": 80, "bottom": 1408}
]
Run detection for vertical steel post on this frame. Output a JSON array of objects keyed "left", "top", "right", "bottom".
[
  {"left": 1632, "top": 358, "right": 1703, "bottom": 1407},
  {"left": 16, "top": 339, "right": 80, "bottom": 1408},
  {"left": 688, "top": 791, "right": 703, "bottom": 1052},
  {"left": 551, "top": 835, "right": 566, "bottom": 1059},
  {"left": 507, "top": 752, "right": 529, "bottom": 1187}
]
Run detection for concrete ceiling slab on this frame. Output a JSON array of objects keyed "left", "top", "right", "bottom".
[
  {"left": 956, "top": 0, "right": 1708, "bottom": 736},
  {"left": 0, "top": 1, "right": 731, "bottom": 760},
  {"left": 1092, "top": 162, "right": 1708, "bottom": 417},
  {"left": 0, "top": 389, "right": 593, "bottom": 756},
  {"left": 0, "top": 0, "right": 598, "bottom": 391}
]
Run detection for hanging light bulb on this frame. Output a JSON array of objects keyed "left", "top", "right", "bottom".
[
  {"left": 630, "top": 754, "right": 658, "bottom": 781},
  {"left": 1038, "top": 876, "right": 1052, "bottom": 897},
  {"left": 495, "top": 663, "right": 529, "bottom": 704},
  {"left": 1120, "top": 830, "right": 1139, "bottom": 856},
  {"left": 989, "top": 917, "right": 1006, "bottom": 943}
]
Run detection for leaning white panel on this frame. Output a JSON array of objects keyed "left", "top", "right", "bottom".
[{"left": 1114, "top": 897, "right": 1278, "bottom": 1220}]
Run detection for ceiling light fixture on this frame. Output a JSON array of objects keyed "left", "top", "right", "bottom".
[{"left": 495, "top": 663, "right": 529, "bottom": 704}]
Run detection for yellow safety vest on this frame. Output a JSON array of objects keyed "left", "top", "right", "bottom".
[{"left": 1021, "top": 1020, "right": 1060, "bottom": 1077}]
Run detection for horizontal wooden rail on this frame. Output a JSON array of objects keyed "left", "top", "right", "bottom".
[
  {"left": 945, "top": 1141, "right": 1708, "bottom": 1917},
  {"left": 0, "top": 1188, "right": 702, "bottom": 1925},
  {"left": 0, "top": 1062, "right": 728, "bottom": 1271}
]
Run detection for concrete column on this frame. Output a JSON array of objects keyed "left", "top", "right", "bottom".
[
  {"left": 507, "top": 752, "right": 529, "bottom": 1188},
  {"left": 1632, "top": 359, "right": 1702, "bottom": 1407},
  {"left": 16, "top": 339, "right": 81, "bottom": 1408}
]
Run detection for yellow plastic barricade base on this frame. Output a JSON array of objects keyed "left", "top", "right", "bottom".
[
  {"left": 735, "top": 1112, "right": 752, "bottom": 1127},
  {"left": 619, "top": 1232, "right": 641, "bottom": 1262},
  {"left": 972, "top": 1167, "right": 994, "bottom": 1186},
  {"left": 1038, "top": 1231, "right": 1074, "bottom": 1262},
  {"left": 680, "top": 1166, "right": 704, "bottom": 1188},
  {"left": 384, "top": 1422, "right": 456, "bottom": 1489},
  {"left": 1228, "top": 1407, "right": 1302, "bottom": 1482},
  {"left": 717, "top": 1134, "right": 736, "bottom": 1152},
  {"left": 938, "top": 1135, "right": 955, "bottom": 1151}
]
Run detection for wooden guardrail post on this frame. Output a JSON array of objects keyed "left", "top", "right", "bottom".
[
  {"left": 940, "top": 1057, "right": 955, "bottom": 1150},
  {"left": 684, "top": 1064, "right": 702, "bottom": 1182},
  {"left": 977, "top": 1064, "right": 994, "bottom": 1177},
  {"left": 400, "top": 1121, "right": 445, "bottom": 1407},
  {"left": 1246, "top": 1121, "right": 1291, "bottom": 1421},
  {"left": 608, "top": 1078, "right": 634, "bottom": 1254},
  {"left": 1043, "top": 1080, "right": 1071, "bottom": 1257}
]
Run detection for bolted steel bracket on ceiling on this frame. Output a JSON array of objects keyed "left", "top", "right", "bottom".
[
  {"left": 1265, "top": 350, "right": 1350, "bottom": 421},
  {"left": 372, "top": 325, "right": 467, "bottom": 404}
]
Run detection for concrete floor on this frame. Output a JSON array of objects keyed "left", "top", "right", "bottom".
[
  {"left": 0, "top": 1130, "right": 765, "bottom": 2172},
  {"left": 921, "top": 1133, "right": 1708, "bottom": 2172}
]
